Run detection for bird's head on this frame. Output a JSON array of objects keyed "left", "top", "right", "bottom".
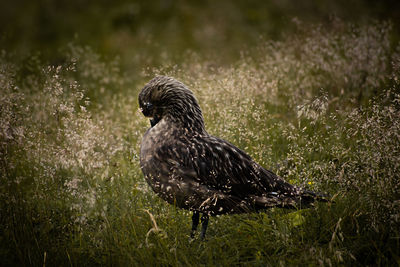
[{"left": 139, "top": 76, "right": 206, "bottom": 132}]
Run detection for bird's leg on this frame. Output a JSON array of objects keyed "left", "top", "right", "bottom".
[
  {"left": 190, "top": 211, "right": 200, "bottom": 238},
  {"left": 200, "top": 214, "right": 209, "bottom": 240}
]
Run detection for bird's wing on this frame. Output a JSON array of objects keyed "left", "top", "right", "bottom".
[
  {"left": 195, "top": 136, "right": 298, "bottom": 197},
  {"left": 157, "top": 134, "right": 298, "bottom": 199},
  {"left": 146, "top": 134, "right": 305, "bottom": 213}
]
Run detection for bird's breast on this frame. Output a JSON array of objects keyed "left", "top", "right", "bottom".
[
  {"left": 140, "top": 124, "right": 163, "bottom": 167},
  {"left": 139, "top": 119, "right": 179, "bottom": 174}
]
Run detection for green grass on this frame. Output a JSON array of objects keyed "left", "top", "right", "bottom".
[{"left": 1, "top": 21, "right": 400, "bottom": 266}]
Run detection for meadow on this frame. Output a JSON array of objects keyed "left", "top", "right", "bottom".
[{"left": 1, "top": 14, "right": 400, "bottom": 266}]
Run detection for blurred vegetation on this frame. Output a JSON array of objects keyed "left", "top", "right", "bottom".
[
  {"left": 1, "top": 1, "right": 400, "bottom": 266},
  {"left": 2, "top": 0, "right": 400, "bottom": 67}
]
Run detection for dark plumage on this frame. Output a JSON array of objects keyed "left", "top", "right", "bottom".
[{"left": 139, "top": 76, "right": 327, "bottom": 239}]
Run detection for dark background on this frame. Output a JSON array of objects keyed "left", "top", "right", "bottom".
[{"left": 2, "top": 0, "right": 399, "bottom": 68}]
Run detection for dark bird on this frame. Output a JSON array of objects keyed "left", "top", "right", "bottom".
[{"left": 139, "top": 76, "right": 328, "bottom": 239}]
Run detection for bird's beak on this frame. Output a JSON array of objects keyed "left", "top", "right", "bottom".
[{"left": 150, "top": 117, "right": 160, "bottom": 127}]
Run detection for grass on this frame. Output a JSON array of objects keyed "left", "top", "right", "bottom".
[{"left": 1, "top": 20, "right": 400, "bottom": 266}]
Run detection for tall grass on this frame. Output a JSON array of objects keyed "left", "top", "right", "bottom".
[{"left": 1, "top": 21, "right": 399, "bottom": 266}]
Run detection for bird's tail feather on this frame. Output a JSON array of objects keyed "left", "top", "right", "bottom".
[
  {"left": 251, "top": 189, "right": 331, "bottom": 211},
  {"left": 298, "top": 189, "right": 331, "bottom": 206}
]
